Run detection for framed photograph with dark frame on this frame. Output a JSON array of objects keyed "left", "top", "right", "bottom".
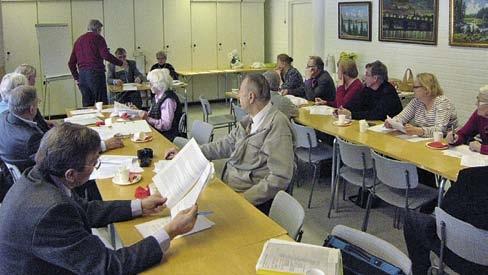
[
  {"left": 379, "top": 0, "right": 439, "bottom": 45},
  {"left": 338, "top": 2, "right": 372, "bottom": 41},
  {"left": 450, "top": 0, "right": 488, "bottom": 48}
]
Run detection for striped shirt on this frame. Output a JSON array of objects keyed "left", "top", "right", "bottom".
[{"left": 393, "top": 95, "right": 458, "bottom": 137}]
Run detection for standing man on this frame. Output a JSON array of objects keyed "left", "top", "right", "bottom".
[
  {"left": 303, "top": 56, "right": 336, "bottom": 102},
  {"left": 68, "top": 19, "right": 127, "bottom": 106}
]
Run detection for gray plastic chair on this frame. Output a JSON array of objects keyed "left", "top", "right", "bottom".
[
  {"left": 429, "top": 207, "right": 488, "bottom": 274},
  {"left": 328, "top": 137, "right": 374, "bottom": 218},
  {"left": 232, "top": 102, "right": 247, "bottom": 122},
  {"left": 269, "top": 191, "right": 305, "bottom": 242},
  {"left": 173, "top": 120, "right": 214, "bottom": 148},
  {"left": 331, "top": 225, "right": 413, "bottom": 275},
  {"left": 291, "top": 120, "right": 333, "bottom": 208},
  {"left": 178, "top": 112, "right": 187, "bottom": 137},
  {"left": 362, "top": 150, "right": 438, "bottom": 232},
  {"left": 199, "top": 95, "right": 235, "bottom": 133},
  {"left": 4, "top": 162, "right": 21, "bottom": 184}
]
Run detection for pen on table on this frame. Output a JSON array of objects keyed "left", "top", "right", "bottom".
[{"left": 197, "top": 211, "right": 213, "bottom": 216}]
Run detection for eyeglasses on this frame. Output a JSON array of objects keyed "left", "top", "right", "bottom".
[
  {"left": 413, "top": 85, "right": 423, "bottom": 89},
  {"left": 85, "top": 158, "right": 101, "bottom": 170},
  {"left": 305, "top": 65, "right": 317, "bottom": 69}
]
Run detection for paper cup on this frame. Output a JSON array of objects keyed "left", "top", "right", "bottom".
[
  {"left": 433, "top": 131, "right": 443, "bottom": 142},
  {"left": 133, "top": 131, "right": 145, "bottom": 141},
  {"left": 95, "top": 102, "right": 103, "bottom": 111}
]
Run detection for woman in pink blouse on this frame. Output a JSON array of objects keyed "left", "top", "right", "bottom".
[
  {"left": 447, "top": 86, "right": 488, "bottom": 154},
  {"left": 139, "top": 69, "right": 182, "bottom": 141},
  {"left": 315, "top": 58, "right": 363, "bottom": 108}
]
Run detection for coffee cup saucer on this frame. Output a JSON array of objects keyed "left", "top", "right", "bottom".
[{"left": 112, "top": 174, "right": 142, "bottom": 186}]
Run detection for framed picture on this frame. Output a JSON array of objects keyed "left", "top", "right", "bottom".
[
  {"left": 379, "top": 0, "right": 439, "bottom": 45},
  {"left": 450, "top": 0, "right": 488, "bottom": 48},
  {"left": 338, "top": 2, "right": 372, "bottom": 41}
]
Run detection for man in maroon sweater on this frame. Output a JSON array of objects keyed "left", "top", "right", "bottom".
[{"left": 68, "top": 19, "right": 127, "bottom": 107}]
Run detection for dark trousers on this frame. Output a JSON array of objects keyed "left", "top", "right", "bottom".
[
  {"left": 404, "top": 211, "right": 488, "bottom": 275},
  {"left": 255, "top": 199, "right": 273, "bottom": 215},
  {"left": 78, "top": 69, "right": 108, "bottom": 107}
]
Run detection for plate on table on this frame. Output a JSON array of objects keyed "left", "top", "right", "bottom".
[
  {"left": 333, "top": 120, "right": 352, "bottom": 127},
  {"left": 112, "top": 174, "right": 142, "bottom": 186},
  {"left": 131, "top": 136, "right": 153, "bottom": 143},
  {"left": 425, "top": 141, "right": 449, "bottom": 150}
]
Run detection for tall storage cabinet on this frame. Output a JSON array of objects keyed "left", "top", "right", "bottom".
[
  {"left": 134, "top": 0, "right": 164, "bottom": 73},
  {"left": 163, "top": 0, "right": 192, "bottom": 72},
  {"left": 241, "top": 0, "right": 265, "bottom": 66}
]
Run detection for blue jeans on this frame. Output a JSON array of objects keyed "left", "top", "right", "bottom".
[{"left": 78, "top": 69, "right": 108, "bottom": 107}]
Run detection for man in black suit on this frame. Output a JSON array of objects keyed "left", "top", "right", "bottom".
[
  {"left": 0, "top": 122, "right": 198, "bottom": 274},
  {"left": 303, "top": 56, "right": 336, "bottom": 102}
]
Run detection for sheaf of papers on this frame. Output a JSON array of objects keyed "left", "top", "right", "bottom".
[
  {"left": 135, "top": 215, "right": 214, "bottom": 239},
  {"left": 385, "top": 117, "right": 406, "bottom": 133},
  {"left": 89, "top": 155, "right": 138, "bottom": 180},
  {"left": 123, "top": 83, "right": 138, "bottom": 91},
  {"left": 153, "top": 138, "right": 213, "bottom": 217},
  {"left": 303, "top": 105, "right": 335, "bottom": 116},
  {"left": 64, "top": 114, "right": 101, "bottom": 126},
  {"left": 256, "top": 238, "right": 342, "bottom": 275},
  {"left": 284, "top": 95, "right": 309, "bottom": 106},
  {"left": 367, "top": 123, "right": 396, "bottom": 133},
  {"left": 396, "top": 134, "right": 432, "bottom": 143},
  {"left": 153, "top": 160, "right": 171, "bottom": 173},
  {"left": 113, "top": 101, "right": 141, "bottom": 117},
  {"left": 69, "top": 108, "right": 98, "bottom": 116},
  {"left": 443, "top": 145, "right": 488, "bottom": 167},
  {"left": 90, "top": 120, "right": 152, "bottom": 140}
]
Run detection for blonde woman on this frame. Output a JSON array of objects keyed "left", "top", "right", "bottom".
[
  {"left": 139, "top": 69, "right": 182, "bottom": 141},
  {"left": 386, "top": 73, "right": 458, "bottom": 137}
]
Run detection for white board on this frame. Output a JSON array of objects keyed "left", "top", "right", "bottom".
[{"left": 35, "top": 24, "right": 72, "bottom": 80}]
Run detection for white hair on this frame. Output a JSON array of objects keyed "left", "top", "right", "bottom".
[
  {"left": 147, "top": 68, "right": 173, "bottom": 92},
  {"left": 0, "top": 73, "right": 28, "bottom": 102}
]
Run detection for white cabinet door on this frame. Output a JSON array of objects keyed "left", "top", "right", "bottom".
[
  {"left": 164, "top": 0, "right": 191, "bottom": 71},
  {"left": 71, "top": 1, "right": 104, "bottom": 42},
  {"left": 103, "top": 0, "right": 135, "bottom": 56},
  {"left": 241, "top": 1, "right": 265, "bottom": 65},
  {"left": 290, "top": 1, "right": 312, "bottom": 76},
  {"left": 216, "top": 2, "right": 241, "bottom": 69},
  {"left": 135, "top": 0, "right": 164, "bottom": 73},
  {"left": 191, "top": 2, "right": 217, "bottom": 71}
]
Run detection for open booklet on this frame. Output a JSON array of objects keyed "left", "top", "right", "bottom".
[
  {"left": 152, "top": 138, "right": 214, "bottom": 217},
  {"left": 256, "top": 239, "right": 342, "bottom": 275}
]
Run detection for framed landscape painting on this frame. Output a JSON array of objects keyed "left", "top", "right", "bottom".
[
  {"left": 379, "top": 0, "right": 439, "bottom": 45},
  {"left": 450, "top": 0, "right": 488, "bottom": 47},
  {"left": 338, "top": 2, "right": 372, "bottom": 41}
]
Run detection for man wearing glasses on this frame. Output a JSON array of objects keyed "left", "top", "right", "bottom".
[
  {"left": 303, "top": 56, "right": 336, "bottom": 102},
  {"left": 107, "top": 47, "right": 146, "bottom": 109},
  {"left": 336, "top": 60, "right": 402, "bottom": 120},
  {"left": 0, "top": 123, "right": 198, "bottom": 274}
]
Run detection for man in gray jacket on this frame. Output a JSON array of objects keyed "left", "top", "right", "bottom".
[{"left": 166, "top": 74, "right": 296, "bottom": 214}]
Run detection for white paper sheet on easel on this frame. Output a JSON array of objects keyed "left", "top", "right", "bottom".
[
  {"left": 135, "top": 215, "right": 214, "bottom": 239},
  {"left": 152, "top": 138, "right": 211, "bottom": 212}
]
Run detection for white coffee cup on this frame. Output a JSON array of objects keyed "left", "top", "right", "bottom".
[
  {"left": 338, "top": 114, "right": 346, "bottom": 124},
  {"left": 133, "top": 131, "right": 145, "bottom": 141},
  {"left": 95, "top": 102, "right": 103, "bottom": 111},
  {"left": 305, "top": 268, "right": 325, "bottom": 275},
  {"left": 359, "top": 119, "right": 369, "bottom": 133},
  {"left": 433, "top": 131, "right": 443, "bottom": 142},
  {"left": 116, "top": 166, "right": 129, "bottom": 183}
]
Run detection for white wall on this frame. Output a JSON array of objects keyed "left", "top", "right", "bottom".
[{"left": 265, "top": 0, "right": 488, "bottom": 123}]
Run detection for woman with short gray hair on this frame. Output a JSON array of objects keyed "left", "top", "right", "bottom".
[
  {"left": 150, "top": 51, "right": 179, "bottom": 80},
  {"left": 0, "top": 73, "right": 28, "bottom": 113},
  {"left": 139, "top": 69, "right": 183, "bottom": 141}
]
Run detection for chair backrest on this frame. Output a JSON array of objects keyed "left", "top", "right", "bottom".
[
  {"left": 191, "top": 120, "right": 214, "bottom": 145},
  {"left": 291, "top": 120, "right": 317, "bottom": 148},
  {"left": 4, "top": 162, "right": 21, "bottom": 184},
  {"left": 435, "top": 207, "right": 488, "bottom": 266},
  {"left": 199, "top": 95, "right": 212, "bottom": 116},
  {"left": 232, "top": 103, "right": 247, "bottom": 122},
  {"left": 331, "top": 225, "right": 412, "bottom": 275},
  {"left": 269, "top": 191, "right": 305, "bottom": 241},
  {"left": 337, "top": 137, "right": 373, "bottom": 170},
  {"left": 370, "top": 150, "right": 418, "bottom": 189}
]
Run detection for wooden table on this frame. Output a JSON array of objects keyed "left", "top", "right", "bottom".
[
  {"left": 177, "top": 67, "right": 269, "bottom": 78},
  {"left": 94, "top": 121, "right": 289, "bottom": 274},
  {"left": 295, "top": 107, "right": 464, "bottom": 206}
]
